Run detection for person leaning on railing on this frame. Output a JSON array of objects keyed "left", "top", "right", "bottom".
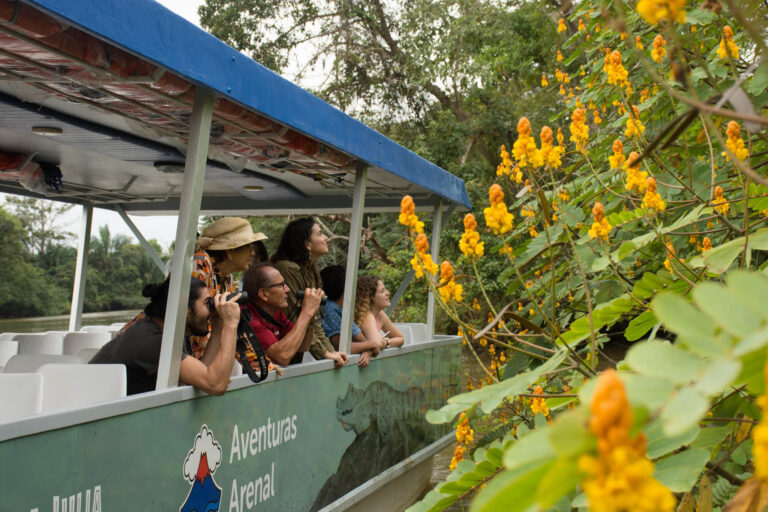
[
  {"left": 354, "top": 276, "right": 404, "bottom": 350},
  {"left": 320, "top": 265, "right": 385, "bottom": 368},
  {"left": 271, "top": 218, "right": 348, "bottom": 368},
  {"left": 241, "top": 262, "right": 325, "bottom": 366},
  {"left": 90, "top": 277, "right": 240, "bottom": 395}
]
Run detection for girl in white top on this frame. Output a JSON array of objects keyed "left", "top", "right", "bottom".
[{"left": 354, "top": 276, "right": 404, "bottom": 349}]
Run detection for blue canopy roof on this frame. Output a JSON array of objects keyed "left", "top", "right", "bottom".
[{"left": 17, "top": 0, "right": 470, "bottom": 210}]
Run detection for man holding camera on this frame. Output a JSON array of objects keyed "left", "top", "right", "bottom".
[
  {"left": 91, "top": 277, "right": 241, "bottom": 395},
  {"left": 242, "top": 263, "right": 348, "bottom": 368}
]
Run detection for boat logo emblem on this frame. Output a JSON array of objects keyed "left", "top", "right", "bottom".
[{"left": 180, "top": 424, "right": 223, "bottom": 512}]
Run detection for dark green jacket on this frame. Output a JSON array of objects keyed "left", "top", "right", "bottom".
[{"left": 273, "top": 259, "right": 335, "bottom": 359}]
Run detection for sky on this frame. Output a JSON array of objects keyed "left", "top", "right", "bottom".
[{"left": 2, "top": 1, "right": 205, "bottom": 250}]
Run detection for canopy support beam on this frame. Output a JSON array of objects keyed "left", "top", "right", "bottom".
[
  {"left": 387, "top": 203, "right": 455, "bottom": 316},
  {"left": 426, "top": 200, "right": 443, "bottom": 337},
  {"left": 156, "top": 88, "right": 214, "bottom": 390},
  {"left": 68, "top": 204, "right": 93, "bottom": 331},
  {"left": 338, "top": 163, "right": 367, "bottom": 356},
  {"left": 115, "top": 205, "right": 167, "bottom": 275}
]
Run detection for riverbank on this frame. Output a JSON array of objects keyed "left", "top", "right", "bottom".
[{"left": 0, "top": 310, "right": 140, "bottom": 333}]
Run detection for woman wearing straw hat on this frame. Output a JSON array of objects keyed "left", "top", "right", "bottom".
[{"left": 188, "top": 217, "right": 268, "bottom": 358}]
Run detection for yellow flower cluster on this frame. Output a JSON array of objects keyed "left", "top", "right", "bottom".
[
  {"left": 578, "top": 18, "right": 585, "bottom": 31},
  {"left": 752, "top": 349, "right": 768, "bottom": 479},
  {"left": 717, "top": 26, "right": 739, "bottom": 60},
  {"left": 636, "top": 35, "right": 644, "bottom": 50},
  {"left": 570, "top": 108, "right": 589, "bottom": 152},
  {"left": 484, "top": 184, "right": 515, "bottom": 235},
  {"left": 496, "top": 144, "right": 512, "bottom": 176},
  {"left": 579, "top": 370, "right": 676, "bottom": 512},
  {"left": 624, "top": 152, "right": 649, "bottom": 193},
  {"left": 540, "top": 126, "right": 563, "bottom": 169},
  {"left": 625, "top": 106, "right": 646, "bottom": 139},
  {"left": 541, "top": 74, "right": 548, "bottom": 87},
  {"left": 701, "top": 236, "right": 713, "bottom": 252},
  {"left": 636, "top": 0, "right": 686, "bottom": 25},
  {"left": 439, "top": 260, "right": 464, "bottom": 304},
  {"left": 513, "top": 117, "right": 544, "bottom": 168},
  {"left": 449, "top": 413, "right": 475, "bottom": 471},
  {"left": 723, "top": 121, "right": 749, "bottom": 162},
  {"left": 588, "top": 202, "right": 613, "bottom": 240},
  {"left": 608, "top": 139, "right": 626, "bottom": 169},
  {"left": 555, "top": 68, "right": 570, "bottom": 84},
  {"left": 557, "top": 18, "right": 566, "bottom": 33},
  {"left": 459, "top": 213, "right": 484, "bottom": 259},
  {"left": 410, "top": 233, "right": 439, "bottom": 278},
  {"left": 398, "top": 195, "right": 424, "bottom": 234},
  {"left": 530, "top": 385, "right": 549, "bottom": 416},
  {"left": 558, "top": 189, "right": 570, "bottom": 202},
  {"left": 642, "top": 177, "right": 666, "bottom": 212},
  {"left": 557, "top": 50, "right": 564, "bottom": 62},
  {"left": 663, "top": 238, "right": 679, "bottom": 271},
  {"left": 713, "top": 185, "right": 729, "bottom": 215},
  {"left": 603, "top": 50, "right": 629, "bottom": 88},
  {"left": 651, "top": 34, "right": 666, "bottom": 64}
]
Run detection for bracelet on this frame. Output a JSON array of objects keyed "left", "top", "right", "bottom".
[{"left": 384, "top": 338, "right": 390, "bottom": 348}]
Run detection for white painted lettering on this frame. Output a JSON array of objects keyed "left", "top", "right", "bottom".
[
  {"left": 92, "top": 486, "right": 101, "bottom": 512},
  {"left": 77, "top": 492, "right": 82, "bottom": 512},
  {"left": 271, "top": 462, "right": 275, "bottom": 496},
  {"left": 239, "top": 480, "right": 247, "bottom": 512},
  {"left": 60, "top": 497, "right": 66, "bottom": 512},
  {"left": 245, "top": 480, "right": 254, "bottom": 509},
  {"left": 228, "top": 479, "right": 239, "bottom": 512},
  {"left": 282, "top": 419, "right": 290, "bottom": 443},
  {"left": 253, "top": 476, "right": 263, "bottom": 504},
  {"left": 291, "top": 415, "right": 297, "bottom": 439},
  {"left": 249, "top": 428, "right": 258, "bottom": 455},
  {"left": 258, "top": 425, "right": 266, "bottom": 451},
  {"left": 230, "top": 424, "right": 240, "bottom": 463},
  {"left": 85, "top": 489, "right": 91, "bottom": 512},
  {"left": 266, "top": 417, "right": 272, "bottom": 449},
  {"left": 52, "top": 497, "right": 59, "bottom": 512}
]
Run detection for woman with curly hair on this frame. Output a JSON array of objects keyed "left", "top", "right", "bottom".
[
  {"left": 272, "top": 218, "right": 348, "bottom": 368},
  {"left": 354, "top": 276, "right": 404, "bottom": 350}
]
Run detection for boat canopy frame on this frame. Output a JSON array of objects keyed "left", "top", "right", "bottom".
[{"left": 0, "top": 0, "right": 471, "bottom": 390}]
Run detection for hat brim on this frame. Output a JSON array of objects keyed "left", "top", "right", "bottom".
[{"left": 206, "top": 232, "right": 268, "bottom": 251}]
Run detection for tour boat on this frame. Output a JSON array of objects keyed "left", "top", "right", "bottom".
[{"left": 0, "top": 1, "right": 469, "bottom": 510}]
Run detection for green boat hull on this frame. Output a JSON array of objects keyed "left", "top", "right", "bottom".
[{"left": 0, "top": 339, "right": 460, "bottom": 512}]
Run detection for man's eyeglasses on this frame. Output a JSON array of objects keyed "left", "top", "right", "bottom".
[{"left": 262, "top": 281, "right": 289, "bottom": 291}]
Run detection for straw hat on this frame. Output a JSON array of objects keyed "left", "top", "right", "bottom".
[{"left": 196, "top": 217, "right": 267, "bottom": 251}]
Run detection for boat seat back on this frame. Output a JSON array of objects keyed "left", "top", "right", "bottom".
[
  {"left": 77, "top": 348, "right": 100, "bottom": 363},
  {"left": 0, "top": 332, "right": 19, "bottom": 341},
  {"left": 231, "top": 361, "right": 243, "bottom": 376},
  {"left": 79, "top": 325, "right": 111, "bottom": 333},
  {"left": 4, "top": 354, "right": 82, "bottom": 373},
  {"left": 13, "top": 332, "right": 64, "bottom": 355},
  {"left": 394, "top": 324, "right": 414, "bottom": 345},
  {"left": 0, "top": 339, "right": 19, "bottom": 367},
  {"left": 302, "top": 351, "right": 315, "bottom": 363},
  {"left": 398, "top": 322, "right": 430, "bottom": 342},
  {"left": 38, "top": 364, "right": 126, "bottom": 413},
  {"left": 0, "top": 373, "right": 43, "bottom": 422},
  {"left": 63, "top": 331, "right": 111, "bottom": 355}
]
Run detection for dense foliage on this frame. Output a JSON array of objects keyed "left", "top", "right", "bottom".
[{"left": 398, "top": 0, "right": 768, "bottom": 510}]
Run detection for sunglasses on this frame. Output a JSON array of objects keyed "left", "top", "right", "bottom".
[{"left": 262, "top": 281, "right": 289, "bottom": 291}]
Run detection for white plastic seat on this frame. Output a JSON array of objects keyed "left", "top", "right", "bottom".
[
  {"left": 79, "top": 325, "right": 111, "bottom": 333},
  {"left": 231, "top": 360, "right": 243, "bottom": 377},
  {"left": 109, "top": 322, "right": 126, "bottom": 330},
  {"left": 62, "top": 331, "right": 111, "bottom": 355},
  {"left": 0, "top": 339, "right": 19, "bottom": 367},
  {"left": 0, "top": 332, "right": 20, "bottom": 341},
  {"left": 77, "top": 348, "right": 100, "bottom": 363},
  {"left": 38, "top": 364, "right": 126, "bottom": 413},
  {"left": 302, "top": 351, "right": 316, "bottom": 363},
  {"left": 394, "top": 324, "right": 414, "bottom": 346},
  {"left": 405, "top": 322, "right": 430, "bottom": 342},
  {"left": 4, "top": 354, "right": 82, "bottom": 373},
  {"left": 13, "top": 333, "right": 64, "bottom": 355},
  {"left": 0, "top": 373, "right": 43, "bottom": 422}
]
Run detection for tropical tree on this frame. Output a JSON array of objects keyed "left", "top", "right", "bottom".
[{"left": 3, "top": 196, "right": 73, "bottom": 256}]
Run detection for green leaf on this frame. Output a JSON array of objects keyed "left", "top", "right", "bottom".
[
  {"left": 653, "top": 449, "right": 710, "bottom": 492},
  {"left": 548, "top": 408, "right": 595, "bottom": 458},
  {"left": 426, "top": 401, "right": 471, "bottom": 424},
  {"left": 726, "top": 270, "right": 768, "bottom": 320},
  {"left": 691, "top": 426, "right": 732, "bottom": 452},
  {"left": 651, "top": 292, "right": 722, "bottom": 356},
  {"left": 694, "top": 359, "right": 741, "bottom": 396},
  {"left": 693, "top": 282, "right": 762, "bottom": 338},
  {"left": 737, "top": 346, "right": 767, "bottom": 395},
  {"left": 626, "top": 340, "right": 705, "bottom": 385},
  {"left": 470, "top": 462, "right": 552, "bottom": 512},
  {"left": 617, "top": 241, "right": 636, "bottom": 260},
  {"left": 700, "top": 242, "right": 744, "bottom": 274},
  {"left": 621, "top": 374, "right": 676, "bottom": 411},
  {"left": 746, "top": 228, "right": 768, "bottom": 251},
  {"left": 660, "top": 388, "right": 709, "bottom": 436},
  {"left": 747, "top": 60, "right": 768, "bottom": 97},
  {"left": 503, "top": 427, "right": 556, "bottom": 472},
  {"left": 645, "top": 419, "right": 699, "bottom": 458},
  {"left": 625, "top": 310, "right": 657, "bottom": 341},
  {"left": 536, "top": 457, "right": 582, "bottom": 508}
]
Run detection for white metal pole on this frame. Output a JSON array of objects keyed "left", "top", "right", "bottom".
[
  {"left": 68, "top": 205, "right": 93, "bottom": 331},
  {"left": 338, "top": 163, "right": 368, "bottom": 356},
  {"left": 115, "top": 205, "right": 167, "bottom": 275},
  {"left": 156, "top": 88, "right": 214, "bottom": 390},
  {"left": 426, "top": 200, "right": 443, "bottom": 338}
]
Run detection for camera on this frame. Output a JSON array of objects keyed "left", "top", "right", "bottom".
[
  {"left": 295, "top": 289, "right": 327, "bottom": 306},
  {"left": 206, "top": 291, "right": 249, "bottom": 312}
]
